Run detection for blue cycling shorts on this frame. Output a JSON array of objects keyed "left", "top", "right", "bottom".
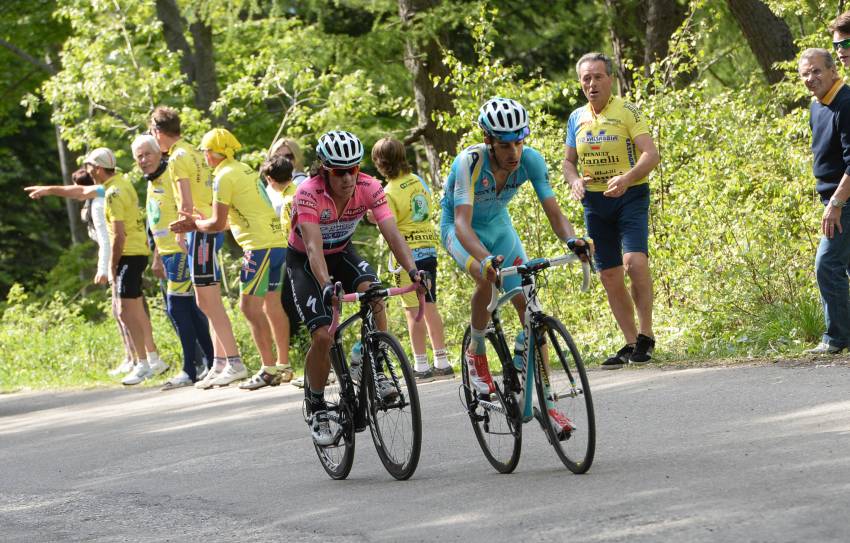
[
  {"left": 441, "top": 221, "right": 527, "bottom": 293},
  {"left": 582, "top": 183, "right": 650, "bottom": 271}
]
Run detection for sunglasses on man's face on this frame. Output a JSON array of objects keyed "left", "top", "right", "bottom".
[
  {"left": 834, "top": 38, "right": 850, "bottom": 50},
  {"left": 326, "top": 165, "right": 360, "bottom": 177}
]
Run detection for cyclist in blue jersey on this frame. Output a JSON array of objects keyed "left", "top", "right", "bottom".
[{"left": 441, "top": 97, "right": 591, "bottom": 406}]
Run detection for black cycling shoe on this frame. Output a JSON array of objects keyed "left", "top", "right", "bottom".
[
  {"left": 630, "top": 334, "right": 655, "bottom": 364},
  {"left": 601, "top": 344, "right": 634, "bottom": 370}
]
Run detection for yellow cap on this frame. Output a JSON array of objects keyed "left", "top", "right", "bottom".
[{"left": 199, "top": 128, "right": 242, "bottom": 159}]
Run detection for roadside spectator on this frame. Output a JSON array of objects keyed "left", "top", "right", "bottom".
[
  {"left": 563, "top": 52, "right": 661, "bottom": 369},
  {"left": 798, "top": 48, "right": 850, "bottom": 354},
  {"left": 371, "top": 137, "right": 453, "bottom": 381}
]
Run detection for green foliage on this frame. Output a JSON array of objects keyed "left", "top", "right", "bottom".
[{"left": 2, "top": 0, "right": 847, "bottom": 390}]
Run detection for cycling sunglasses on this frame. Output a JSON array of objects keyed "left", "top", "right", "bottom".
[
  {"left": 834, "top": 37, "right": 850, "bottom": 50},
  {"left": 490, "top": 126, "right": 530, "bottom": 142},
  {"left": 325, "top": 165, "right": 360, "bottom": 176}
]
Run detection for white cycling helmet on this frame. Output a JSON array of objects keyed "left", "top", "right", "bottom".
[
  {"left": 477, "top": 97, "right": 530, "bottom": 141},
  {"left": 316, "top": 130, "right": 364, "bottom": 168}
]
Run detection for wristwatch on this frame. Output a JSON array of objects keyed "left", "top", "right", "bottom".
[{"left": 829, "top": 197, "right": 846, "bottom": 208}]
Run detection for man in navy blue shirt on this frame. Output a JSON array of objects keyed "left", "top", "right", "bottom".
[{"left": 799, "top": 48, "right": 850, "bottom": 354}]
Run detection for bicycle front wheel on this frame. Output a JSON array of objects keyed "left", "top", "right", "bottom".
[
  {"left": 366, "top": 331, "right": 422, "bottom": 480},
  {"left": 312, "top": 352, "right": 356, "bottom": 480},
  {"left": 461, "top": 326, "right": 522, "bottom": 474},
  {"left": 534, "top": 316, "right": 595, "bottom": 474}
]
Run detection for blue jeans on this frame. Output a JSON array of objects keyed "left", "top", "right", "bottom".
[{"left": 815, "top": 208, "right": 850, "bottom": 348}]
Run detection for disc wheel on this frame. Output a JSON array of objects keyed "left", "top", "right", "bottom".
[
  {"left": 366, "top": 331, "right": 422, "bottom": 480},
  {"left": 460, "top": 325, "right": 522, "bottom": 474},
  {"left": 533, "top": 316, "right": 595, "bottom": 474}
]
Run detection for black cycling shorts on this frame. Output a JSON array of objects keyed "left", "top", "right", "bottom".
[
  {"left": 115, "top": 255, "right": 147, "bottom": 299},
  {"left": 285, "top": 245, "right": 379, "bottom": 333}
]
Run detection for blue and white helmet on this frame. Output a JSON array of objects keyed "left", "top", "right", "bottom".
[
  {"left": 477, "top": 97, "right": 530, "bottom": 141},
  {"left": 316, "top": 130, "right": 364, "bottom": 168}
]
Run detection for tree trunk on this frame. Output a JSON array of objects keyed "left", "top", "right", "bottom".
[
  {"left": 54, "top": 125, "right": 83, "bottom": 245},
  {"left": 644, "top": 0, "right": 687, "bottom": 72},
  {"left": 726, "top": 0, "right": 797, "bottom": 84},
  {"left": 154, "top": 0, "right": 219, "bottom": 116},
  {"left": 189, "top": 21, "right": 219, "bottom": 113},
  {"left": 604, "top": 0, "right": 634, "bottom": 95},
  {"left": 398, "top": 0, "right": 460, "bottom": 187}
]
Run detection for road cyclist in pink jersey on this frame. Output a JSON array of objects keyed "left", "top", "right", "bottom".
[{"left": 286, "top": 130, "right": 428, "bottom": 445}]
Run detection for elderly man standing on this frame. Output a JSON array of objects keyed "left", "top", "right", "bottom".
[
  {"left": 799, "top": 48, "right": 850, "bottom": 354},
  {"left": 563, "top": 52, "right": 661, "bottom": 369}
]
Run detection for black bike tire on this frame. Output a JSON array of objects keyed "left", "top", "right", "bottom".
[
  {"left": 533, "top": 316, "right": 595, "bottom": 474},
  {"left": 313, "top": 351, "right": 356, "bottom": 480},
  {"left": 366, "top": 331, "right": 422, "bottom": 480},
  {"left": 461, "top": 325, "right": 522, "bottom": 474}
]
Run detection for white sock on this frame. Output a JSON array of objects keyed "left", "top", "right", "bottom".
[
  {"left": 263, "top": 365, "right": 279, "bottom": 375},
  {"left": 146, "top": 351, "right": 161, "bottom": 363},
  {"left": 137, "top": 359, "right": 149, "bottom": 369},
  {"left": 414, "top": 353, "right": 430, "bottom": 372},
  {"left": 433, "top": 348, "right": 451, "bottom": 369}
]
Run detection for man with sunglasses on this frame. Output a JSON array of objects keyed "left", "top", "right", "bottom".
[
  {"left": 798, "top": 48, "right": 850, "bottom": 354},
  {"left": 441, "top": 97, "right": 591, "bottom": 435},
  {"left": 829, "top": 13, "right": 850, "bottom": 68},
  {"left": 286, "top": 130, "right": 426, "bottom": 445}
]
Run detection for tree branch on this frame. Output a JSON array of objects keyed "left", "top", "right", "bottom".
[{"left": 0, "top": 38, "right": 55, "bottom": 74}]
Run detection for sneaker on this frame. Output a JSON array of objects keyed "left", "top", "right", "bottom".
[
  {"left": 602, "top": 344, "right": 634, "bottom": 370},
  {"left": 466, "top": 351, "right": 495, "bottom": 396},
  {"left": 276, "top": 365, "right": 294, "bottom": 383},
  {"left": 122, "top": 363, "right": 152, "bottom": 385},
  {"left": 161, "top": 371, "right": 193, "bottom": 391},
  {"left": 630, "top": 334, "right": 655, "bottom": 364},
  {"left": 291, "top": 375, "right": 305, "bottom": 389},
  {"left": 432, "top": 366, "right": 455, "bottom": 380},
  {"left": 805, "top": 342, "right": 845, "bottom": 355},
  {"left": 210, "top": 363, "right": 248, "bottom": 387},
  {"left": 108, "top": 359, "right": 134, "bottom": 376},
  {"left": 547, "top": 408, "right": 575, "bottom": 440},
  {"left": 195, "top": 367, "right": 222, "bottom": 390},
  {"left": 148, "top": 359, "right": 169, "bottom": 376},
  {"left": 239, "top": 368, "right": 280, "bottom": 390},
  {"left": 309, "top": 409, "right": 337, "bottom": 446},
  {"left": 196, "top": 366, "right": 209, "bottom": 382},
  {"left": 414, "top": 368, "right": 435, "bottom": 383},
  {"left": 374, "top": 372, "right": 400, "bottom": 402}
]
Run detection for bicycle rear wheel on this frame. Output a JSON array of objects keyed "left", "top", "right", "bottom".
[
  {"left": 534, "top": 316, "right": 595, "bottom": 474},
  {"left": 461, "top": 326, "right": 522, "bottom": 474},
  {"left": 366, "top": 331, "right": 422, "bottom": 480},
  {"left": 311, "top": 352, "right": 356, "bottom": 480}
]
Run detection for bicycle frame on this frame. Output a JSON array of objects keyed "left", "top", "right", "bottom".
[
  {"left": 484, "top": 254, "right": 591, "bottom": 423},
  {"left": 326, "top": 283, "right": 425, "bottom": 428}
]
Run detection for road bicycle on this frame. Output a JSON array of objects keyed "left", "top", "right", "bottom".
[
  {"left": 307, "top": 281, "right": 424, "bottom": 480},
  {"left": 460, "top": 253, "right": 595, "bottom": 474}
]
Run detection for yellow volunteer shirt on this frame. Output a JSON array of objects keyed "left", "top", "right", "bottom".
[
  {"left": 168, "top": 139, "right": 213, "bottom": 216},
  {"left": 213, "top": 158, "right": 283, "bottom": 250},
  {"left": 146, "top": 166, "right": 182, "bottom": 256},
  {"left": 566, "top": 95, "right": 651, "bottom": 192},
  {"left": 277, "top": 182, "right": 297, "bottom": 249},
  {"left": 103, "top": 172, "right": 150, "bottom": 256},
  {"left": 384, "top": 173, "right": 438, "bottom": 250}
]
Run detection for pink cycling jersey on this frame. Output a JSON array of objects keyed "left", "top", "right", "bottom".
[{"left": 288, "top": 173, "right": 393, "bottom": 254}]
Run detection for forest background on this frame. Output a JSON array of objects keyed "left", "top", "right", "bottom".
[{"left": 0, "top": 0, "right": 842, "bottom": 391}]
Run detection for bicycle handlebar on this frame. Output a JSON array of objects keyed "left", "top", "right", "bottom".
[
  {"left": 329, "top": 281, "right": 425, "bottom": 336},
  {"left": 487, "top": 253, "right": 592, "bottom": 313}
]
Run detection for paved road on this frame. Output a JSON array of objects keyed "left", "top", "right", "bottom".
[{"left": 2, "top": 362, "right": 849, "bottom": 542}]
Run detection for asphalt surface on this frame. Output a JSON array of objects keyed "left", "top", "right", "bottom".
[{"left": 1, "top": 362, "right": 849, "bottom": 542}]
